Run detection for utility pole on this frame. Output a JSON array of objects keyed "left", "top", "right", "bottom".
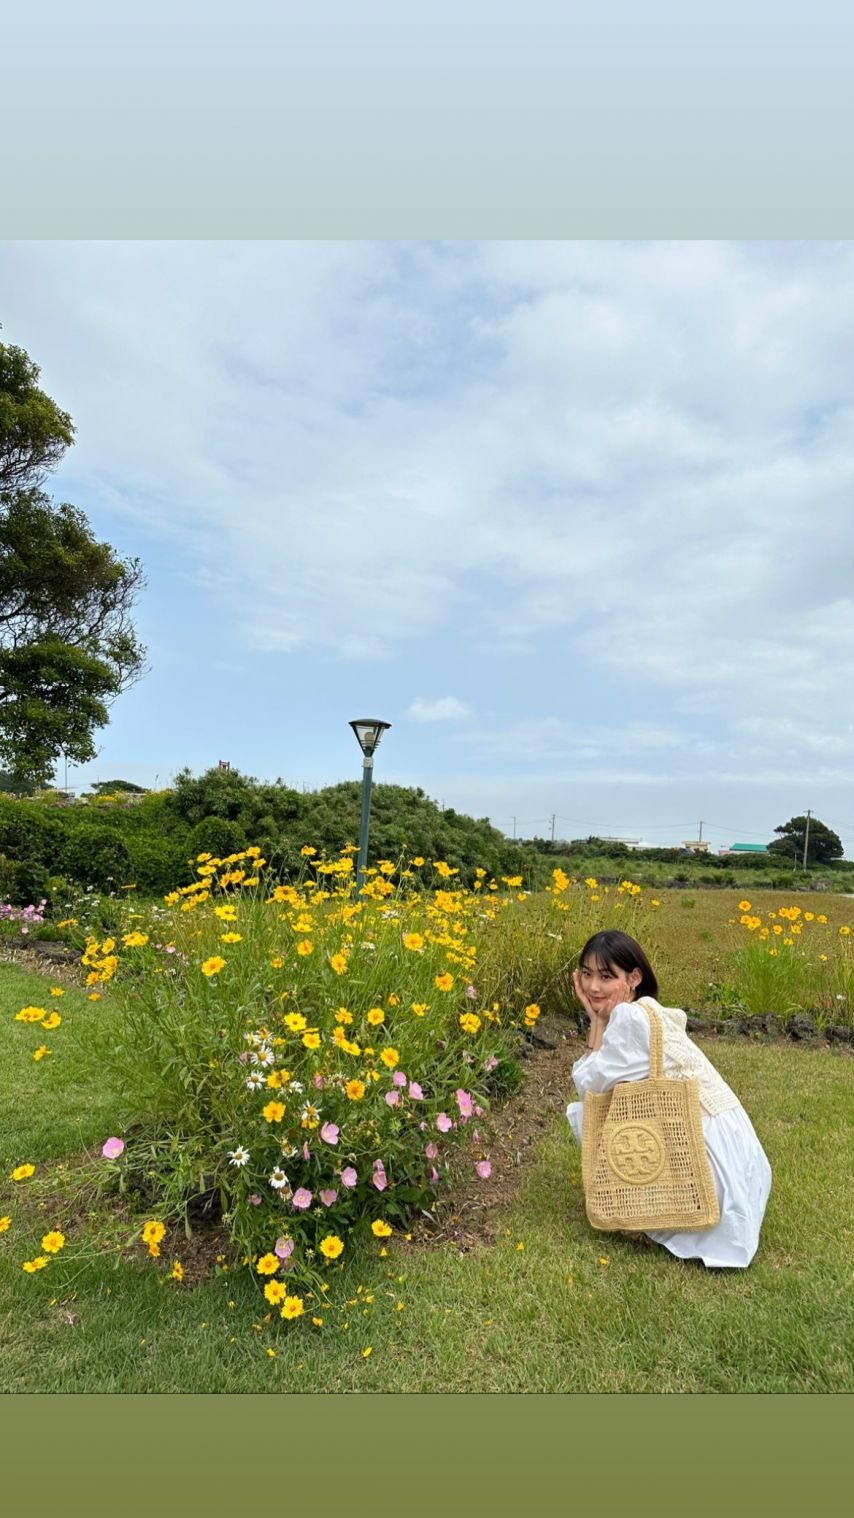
[
  {"left": 512, "top": 816, "right": 516, "bottom": 839},
  {"left": 550, "top": 813, "right": 556, "bottom": 844},
  {"left": 698, "top": 821, "right": 703, "bottom": 842},
  {"left": 802, "top": 809, "right": 812, "bottom": 871}
]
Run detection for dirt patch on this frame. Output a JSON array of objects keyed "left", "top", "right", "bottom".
[{"left": 409, "top": 1026, "right": 583, "bottom": 1252}]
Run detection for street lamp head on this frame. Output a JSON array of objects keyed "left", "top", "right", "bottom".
[{"left": 349, "top": 718, "right": 391, "bottom": 757}]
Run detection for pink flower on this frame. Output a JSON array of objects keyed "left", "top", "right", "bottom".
[
  {"left": 476, "top": 1160, "right": 492, "bottom": 1179},
  {"left": 466, "top": 984, "right": 477, "bottom": 999},
  {"left": 408, "top": 1081, "right": 424, "bottom": 1100},
  {"left": 430, "top": 1167, "right": 439, "bottom": 1183},
  {"left": 303, "top": 1142, "right": 311, "bottom": 1161},
  {"left": 341, "top": 1166, "right": 358, "bottom": 1188},
  {"left": 425, "top": 1141, "right": 438, "bottom": 1160},
  {"left": 472, "top": 1129, "right": 481, "bottom": 1143},
  {"left": 384, "top": 1090, "right": 400, "bottom": 1107},
  {"left": 455, "top": 1088, "right": 474, "bottom": 1119},
  {"left": 313, "top": 1074, "right": 325, "bottom": 1090},
  {"left": 275, "top": 1236, "right": 294, "bottom": 1260},
  {"left": 483, "top": 1054, "right": 498, "bottom": 1073},
  {"left": 101, "top": 1137, "right": 125, "bottom": 1160},
  {"left": 319, "top": 1188, "right": 338, "bottom": 1206},
  {"left": 392, "top": 1070, "right": 407, "bottom": 1087},
  {"left": 292, "top": 1188, "right": 313, "bottom": 1210},
  {"left": 238, "top": 1051, "right": 249, "bottom": 1064},
  {"left": 372, "top": 1161, "right": 388, "bottom": 1192},
  {"left": 436, "top": 1112, "right": 453, "bottom": 1133},
  {"left": 248, "top": 1193, "right": 262, "bottom": 1206},
  {"left": 475, "top": 1106, "right": 484, "bottom": 1117},
  {"left": 320, "top": 1122, "right": 340, "bottom": 1146}
]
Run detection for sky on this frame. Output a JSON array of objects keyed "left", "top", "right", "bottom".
[{"left": 2, "top": 240, "right": 853, "bottom": 855}]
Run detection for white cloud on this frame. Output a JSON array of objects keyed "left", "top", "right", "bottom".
[{"left": 406, "top": 697, "right": 473, "bottom": 722}]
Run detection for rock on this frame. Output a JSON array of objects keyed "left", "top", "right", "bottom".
[
  {"left": 528, "top": 1019, "right": 562, "bottom": 1051},
  {"left": 763, "top": 1014, "right": 782, "bottom": 1037},
  {"left": 686, "top": 1015, "right": 711, "bottom": 1033},
  {"left": 31, "top": 942, "right": 82, "bottom": 963},
  {"left": 789, "top": 1013, "right": 819, "bottom": 1040},
  {"left": 745, "top": 1015, "right": 768, "bottom": 1038},
  {"left": 825, "top": 1023, "right": 854, "bottom": 1044}
]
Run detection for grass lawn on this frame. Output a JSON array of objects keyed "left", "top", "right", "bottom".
[{"left": 1, "top": 954, "right": 852, "bottom": 1393}]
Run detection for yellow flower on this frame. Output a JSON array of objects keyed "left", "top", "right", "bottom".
[
  {"left": 371, "top": 1220, "right": 392, "bottom": 1237},
  {"left": 280, "top": 1295, "right": 305, "bottom": 1319},
  {"left": 840, "top": 926, "right": 851, "bottom": 936},
  {"left": 257, "top": 1254, "right": 280, "bottom": 1275},
  {"left": 142, "top": 1220, "right": 166, "bottom": 1245},
  {"left": 320, "top": 1234, "right": 344, "bottom": 1260},
  {"left": 378, "top": 861, "right": 395, "bottom": 876},
  {"left": 387, "top": 994, "right": 399, "bottom": 1006},
  {"left": 220, "top": 931, "right": 242, "bottom": 944},
  {"left": 300, "top": 846, "right": 317, "bottom": 857},
  {"left": 49, "top": 987, "right": 64, "bottom": 998},
  {"left": 367, "top": 1008, "right": 385, "bottom": 1026},
  {"left": 817, "top": 914, "right": 828, "bottom": 924},
  {"left": 459, "top": 1013, "right": 481, "bottom": 1035},
  {"left": 88, "top": 992, "right": 101, "bottom": 1001},
  {"left": 523, "top": 1004, "right": 541, "bottom": 1022},
  {"left": 362, "top": 1346, "right": 373, "bottom": 1358},
  {"left": 201, "top": 956, "right": 226, "bottom": 977},
  {"left": 41, "top": 1012, "right": 62, "bottom": 1031},
  {"left": 0, "top": 1216, "right": 11, "bottom": 1231},
  {"left": 738, "top": 900, "right": 752, "bottom": 912},
  {"left": 15, "top": 1006, "right": 47, "bottom": 1024},
  {"left": 284, "top": 1012, "right": 308, "bottom": 1033},
  {"left": 122, "top": 931, "right": 150, "bottom": 948},
  {"left": 380, "top": 1048, "right": 400, "bottom": 1069},
  {"left": 302, "top": 1032, "right": 321, "bottom": 1050},
  {"left": 330, "top": 952, "right": 348, "bottom": 974},
  {"left": 402, "top": 932, "right": 424, "bottom": 951},
  {"left": 296, "top": 940, "right": 314, "bottom": 956},
  {"left": 11, "top": 1164, "right": 35, "bottom": 1182},
  {"left": 41, "top": 1231, "right": 65, "bottom": 1253},
  {"left": 33, "top": 1046, "right": 50, "bottom": 1061},
  {"left": 584, "top": 877, "right": 598, "bottom": 889},
  {"left": 214, "top": 904, "right": 238, "bottom": 921},
  {"left": 23, "top": 1257, "right": 49, "bottom": 1272},
  {"left": 411, "top": 1003, "right": 428, "bottom": 1017},
  {"left": 435, "top": 973, "right": 454, "bottom": 991},
  {"left": 264, "top": 1280, "right": 288, "bottom": 1304},
  {"left": 262, "top": 1101, "right": 286, "bottom": 1124},
  {"left": 335, "top": 1008, "right": 353, "bottom": 1024},
  {"left": 171, "top": 1261, "right": 184, "bottom": 1281},
  {"left": 346, "top": 1080, "right": 366, "bottom": 1101}
]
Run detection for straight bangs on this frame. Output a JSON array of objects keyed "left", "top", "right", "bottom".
[{"left": 578, "top": 929, "right": 659, "bottom": 1000}]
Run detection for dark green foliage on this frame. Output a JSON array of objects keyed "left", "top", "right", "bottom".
[
  {"left": 0, "top": 335, "right": 146, "bottom": 785},
  {"left": 0, "top": 339, "right": 75, "bottom": 489},
  {"left": 185, "top": 815, "right": 248, "bottom": 862},
  {"left": 60, "top": 825, "right": 133, "bottom": 890},
  {"left": 768, "top": 815, "right": 843, "bottom": 866}
]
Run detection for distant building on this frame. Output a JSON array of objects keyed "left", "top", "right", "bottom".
[
  {"left": 682, "top": 840, "right": 711, "bottom": 853},
  {"left": 717, "top": 843, "right": 769, "bottom": 856},
  {"left": 600, "top": 837, "right": 656, "bottom": 851}
]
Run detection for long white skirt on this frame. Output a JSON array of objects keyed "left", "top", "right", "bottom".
[{"left": 566, "top": 1100, "right": 772, "bottom": 1268}]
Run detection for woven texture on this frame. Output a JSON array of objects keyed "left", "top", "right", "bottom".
[{"left": 581, "top": 998, "right": 721, "bottom": 1233}]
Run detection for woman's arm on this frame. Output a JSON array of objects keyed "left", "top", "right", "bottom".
[{"left": 571, "top": 1002, "right": 651, "bottom": 1095}]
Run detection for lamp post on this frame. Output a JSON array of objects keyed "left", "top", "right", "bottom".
[{"left": 349, "top": 719, "right": 391, "bottom": 892}]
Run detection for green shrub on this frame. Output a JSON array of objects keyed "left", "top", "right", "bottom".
[{"left": 186, "top": 816, "right": 248, "bottom": 862}]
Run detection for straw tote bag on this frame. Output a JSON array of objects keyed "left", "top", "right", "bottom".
[{"left": 580, "top": 998, "right": 720, "bottom": 1232}]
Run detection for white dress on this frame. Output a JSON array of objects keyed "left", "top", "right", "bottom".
[{"left": 566, "top": 998, "right": 772, "bottom": 1268}]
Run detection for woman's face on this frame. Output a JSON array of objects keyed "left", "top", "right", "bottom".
[{"left": 580, "top": 956, "right": 640, "bottom": 1011}]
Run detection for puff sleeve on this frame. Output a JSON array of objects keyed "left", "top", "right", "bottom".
[{"left": 570, "top": 1001, "right": 652, "bottom": 1095}]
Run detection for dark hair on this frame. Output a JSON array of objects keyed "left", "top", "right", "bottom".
[{"left": 578, "top": 930, "right": 658, "bottom": 1000}]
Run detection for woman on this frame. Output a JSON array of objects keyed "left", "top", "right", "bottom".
[{"left": 566, "top": 929, "right": 772, "bottom": 1268}]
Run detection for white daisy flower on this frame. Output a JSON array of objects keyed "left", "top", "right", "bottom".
[
  {"left": 289, "top": 1080, "right": 304, "bottom": 1094},
  {"left": 269, "top": 1168, "right": 291, "bottom": 1191},
  {"left": 279, "top": 1141, "right": 299, "bottom": 1159},
  {"left": 246, "top": 1072, "right": 266, "bottom": 1091},
  {"left": 251, "top": 1048, "right": 275, "bottom": 1067},
  {"left": 227, "top": 1146, "right": 250, "bottom": 1167}
]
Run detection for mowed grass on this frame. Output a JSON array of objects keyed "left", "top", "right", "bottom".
[{"left": 1, "top": 954, "right": 852, "bottom": 1392}]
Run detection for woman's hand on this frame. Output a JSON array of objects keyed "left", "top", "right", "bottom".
[{"left": 573, "top": 968, "right": 637, "bottom": 1022}]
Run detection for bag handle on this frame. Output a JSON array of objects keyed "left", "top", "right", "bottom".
[{"left": 636, "top": 997, "right": 664, "bottom": 1079}]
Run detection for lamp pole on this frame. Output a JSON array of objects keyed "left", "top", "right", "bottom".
[{"left": 349, "top": 719, "right": 391, "bottom": 892}]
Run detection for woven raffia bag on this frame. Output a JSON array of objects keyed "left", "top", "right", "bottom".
[{"left": 580, "top": 998, "right": 721, "bottom": 1232}]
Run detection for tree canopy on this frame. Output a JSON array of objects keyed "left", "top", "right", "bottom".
[
  {"left": 0, "top": 337, "right": 146, "bottom": 785},
  {"left": 768, "top": 815, "right": 843, "bottom": 866}
]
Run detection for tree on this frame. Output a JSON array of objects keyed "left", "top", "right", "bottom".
[
  {"left": 768, "top": 816, "right": 843, "bottom": 866},
  {"left": 0, "top": 338, "right": 146, "bottom": 786},
  {"left": 0, "top": 338, "right": 75, "bottom": 488}
]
